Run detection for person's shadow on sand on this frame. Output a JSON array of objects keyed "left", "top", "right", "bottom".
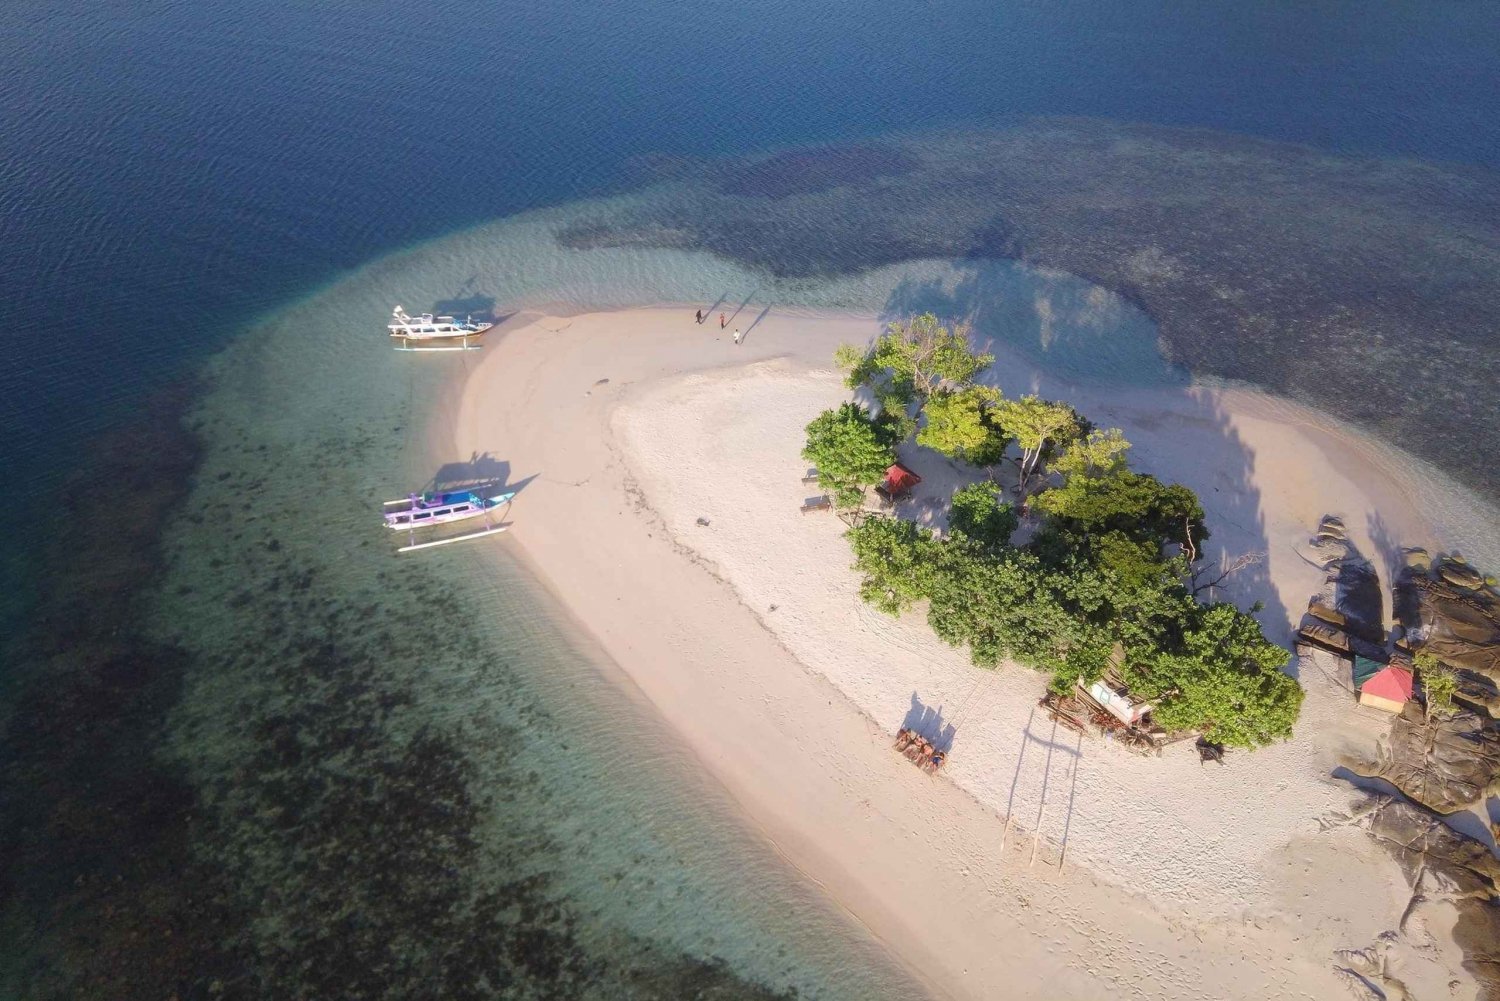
[{"left": 900, "top": 691, "right": 957, "bottom": 752}]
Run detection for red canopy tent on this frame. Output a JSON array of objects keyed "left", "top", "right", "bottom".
[{"left": 880, "top": 462, "right": 922, "bottom": 499}]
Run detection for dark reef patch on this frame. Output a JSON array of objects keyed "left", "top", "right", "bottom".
[
  {"left": 715, "top": 144, "right": 920, "bottom": 200},
  {"left": 0, "top": 382, "right": 253, "bottom": 1000},
  {"left": 553, "top": 118, "right": 1500, "bottom": 502},
  {"left": 2, "top": 381, "right": 808, "bottom": 999}
]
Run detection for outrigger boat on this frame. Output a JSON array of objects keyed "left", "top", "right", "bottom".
[
  {"left": 383, "top": 488, "right": 515, "bottom": 553},
  {"left": 388, "top": 306, "right": 492, "bottom": 352}
]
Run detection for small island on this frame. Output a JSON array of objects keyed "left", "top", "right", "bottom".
[
  {"left": 452, "top": 304, "right": 1500, "bottom": 999},
  {"left": 805, "top": 313, "right": 1302, "bottom": 752}
]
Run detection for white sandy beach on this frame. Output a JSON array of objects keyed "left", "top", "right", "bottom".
[{"left": 442, "top": 307, "right": 1486, "bottom": 999}]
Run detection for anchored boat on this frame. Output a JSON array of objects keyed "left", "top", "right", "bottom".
[
  {"left": 383, "top": 488, "right": 515, "bottom": 553},
  {"left": 388, "top": 306, "right": 492, "bottom": 352}
]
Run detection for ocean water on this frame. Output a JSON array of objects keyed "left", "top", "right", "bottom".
[{"left": 6, "top": 0, "right": 1500, "bottom": 997}]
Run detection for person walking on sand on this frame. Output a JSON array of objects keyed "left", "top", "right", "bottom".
[
  {"left": 719, "top": 312, "right": 726, "bottom": 329},
  {"left": 733, "top": 328, "right": 742, "bottom": 344},
  {"left": 695, "top": 308, "right": 703, "bottom": 324}
]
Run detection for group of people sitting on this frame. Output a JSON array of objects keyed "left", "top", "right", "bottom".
[{"left": 893, "top": 728, "right": 946, "bottom": 772}]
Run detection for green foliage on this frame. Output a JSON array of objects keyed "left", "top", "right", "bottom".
[
  {"left": 1415, "top": 651, "right": 1459, "bottom": 718},
  {"left": 837, "top": 314, "right": 994, "bottom": 415},
  {"left": 845, "top": 516, "right": 937, "bottom": 615},
  {"left": 948, "top": 483, "right": 1018, "bottom": 551},
  {"left": 802, "top": 403, "right": 895, "bottom": 509},
  {"left": 876, "top": 314, "right": 993, "bottom": 399},
  {"left": 1033, "top": 468, "right": 1207, "bottom": 551},
  {"left": 833, "top": 342, "right": 872, "bottom": 385},
  {"left": 916, "top": 386, "right": 1007, "bottom": 464},
  {"left": 1124, "top": 604, "right": 1302, "bottom": 748},
  {"left": 989, "top": 395, "right": 1081, "bottom": 491},
  {"left": 1053, "top": 428, "right": 1131, "bottom": 481},
  {"left": 818, "top": 348, "right": 1301, "bottom": 752}
]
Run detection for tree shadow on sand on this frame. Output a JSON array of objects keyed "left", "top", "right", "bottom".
[{"left": 875, "top": 261, "right": 1295, "bottom": 661}]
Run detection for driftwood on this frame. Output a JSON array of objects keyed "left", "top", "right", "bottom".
[{"left": 1195, "top": 737, "right": 1226, "bottom": 765}]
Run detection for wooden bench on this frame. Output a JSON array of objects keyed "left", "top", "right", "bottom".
[{"left": 800, "top": 496, "right": 832, "bottom": 515}]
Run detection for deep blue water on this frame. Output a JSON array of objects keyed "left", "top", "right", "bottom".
[
  {"left": 5, "top": 0, "right": 1500, "bottom": 996},
  {"left": 6, "top": 0, "right": 1500, "bottom": 495}
]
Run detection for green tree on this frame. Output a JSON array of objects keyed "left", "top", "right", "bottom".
[
  {"left": 1415, "top": 651, "right": 1459, "bottom": 719},
  {"left": 1033, "top": 468, "right": 1207, "bottom": 551},
  {"left": 1126, "top": 604, "right": 1302, "bottom": 748},
  {"left": 802, "top": 403, "right": 895, "bottom": 510},
  {"left": 1053, "top": 428, "right": 1131, "bottom": 481},
  {"left": 948, "top": 482, "right": 1018, "bottom": 551},
  {"left": 990, "top": 395, "right": 1080, "bottom": 495},
  {"left": 846, "top": 516, "right": 936, "bottom": 615},
  {"left": 916, "top": 386, "right": 1007, "bottom": 465},
  {"left": 836, "top": 313, "right": 994, "bottom": 412}
]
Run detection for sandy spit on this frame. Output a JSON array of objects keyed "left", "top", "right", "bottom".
[{"left": 443, "top": 306, "right": 1481, "bottom": 1000}]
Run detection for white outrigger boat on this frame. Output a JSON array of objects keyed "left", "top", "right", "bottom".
[
  {"left": 383, "top": 488, "right": 515, "bottom": 553},
  {"left": 388, "top": 306, "right": 493, "bottom": 352}
]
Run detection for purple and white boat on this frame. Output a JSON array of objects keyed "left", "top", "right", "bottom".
[
  {"left": 382, "top": 488, "right": 515, "bottom": 553},
  {"left": 389, "top": 306, "right": 492, "bottom": 352}
]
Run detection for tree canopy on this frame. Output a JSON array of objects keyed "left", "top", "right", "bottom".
[
  {"left": 1124, "top": 604, "right": 1302, "bottom": 748},
  {"left": 1032, "top": 466, "right": 1206, "bottom": 551},
  {"left": 802, "top": 403, "right": 895, "bottom": 509},
  {"left": 837, "top": 313, "right": 994, "bottom": 410},
  {"left": 947, "top": 482, "right": 1018, "bottom": 552},
  {"left": 916, "top": 386, "right": 1008, "bottom": 465},
  {"left": 820, "top": 327, "right": 1299, "bottom": 750},
  {"left": 846, "top": 515, "right": 937, "bottom": 614},
  {"left": 989, "top": 395, "right": 1082, "bottom": 494}
]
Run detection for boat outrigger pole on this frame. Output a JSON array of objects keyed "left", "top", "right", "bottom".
[
  {"left": 397, "top": 521, "right": 508, "bottom": 553},
  {"left": 383, "top": 488, "right": 515, "bottom": 554}
]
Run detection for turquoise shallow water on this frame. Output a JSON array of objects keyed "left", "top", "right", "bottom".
[
  {"left": 117, "top": 189, "right": 1495, "bottom": 996},
  {"left": 127, "top": 197, "right": 1181, "bottom": 995}
]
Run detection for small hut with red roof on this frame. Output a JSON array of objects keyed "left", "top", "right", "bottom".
[
  {"left": 876, "top": 462, "right": 921, "bottom": 504},
  {"left": 1358, "top": 662, "right": 1414, "bottom": 714}
]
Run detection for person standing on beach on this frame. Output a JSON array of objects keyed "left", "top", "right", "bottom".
[
  {"left": 695, "top": 309, "right": 703, "bottom": 324},
  {"left": 733, "top": 328, "right": 742, "bottom": 344},
  {"left": 719, "top": 312, "right": 726, "bottom": 329}
]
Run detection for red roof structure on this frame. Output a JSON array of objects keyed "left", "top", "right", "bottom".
[
  {"left": 1361, "top": 665, "right": 1414, "bottom": 704},
  {"left": 883, "top": 462, "right": 921, "bottom": 496}
]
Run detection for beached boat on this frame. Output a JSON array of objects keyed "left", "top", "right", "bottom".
[
  {"left": 382, "top": 488, "right": 515, "bottom": 553},
  {"left": 388, "top": 306, "right": 492, "bottom": 352}
]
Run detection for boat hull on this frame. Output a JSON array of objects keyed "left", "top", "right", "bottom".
[{"left": 383, "top": 491, "right": 515, "bottom": 530}]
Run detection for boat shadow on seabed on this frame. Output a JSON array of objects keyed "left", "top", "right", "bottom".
[
  {"left": 382, "top": 455, "right": 538, "bottom": 554},
  {"left": 431, "top": 453, "right": 538, "bottom": 498}
]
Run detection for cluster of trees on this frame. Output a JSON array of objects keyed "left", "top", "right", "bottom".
[{"left": 806, "top": 314, "right": 1304, "bottom": 749}]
